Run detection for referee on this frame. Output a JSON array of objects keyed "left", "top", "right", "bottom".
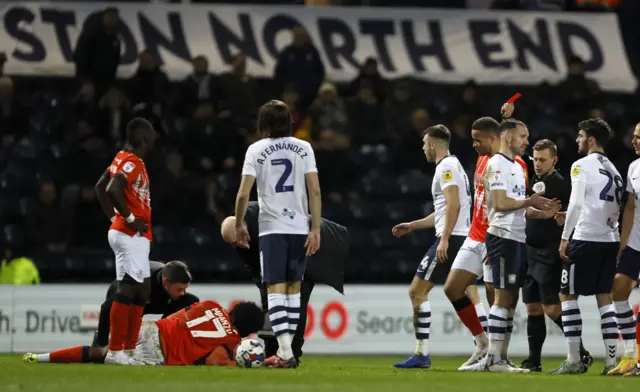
[
  {"left": 221, "top": 201, "right": 347, "bottom": 364},
  {"left": 519, "top": 140, "right": 592, "bottom": 372}
]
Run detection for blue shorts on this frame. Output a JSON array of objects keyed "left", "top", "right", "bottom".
[
  {"left": 616, "top": 246, "right": 640, "bottom": 282},
  {"left": 560, "top": 240, "right": 618, "bottom": 296},
  {"left": 485, "top": 233, "right": 527, "bottom": 289},
  {"left": 415, "top": 235, "right": 466, "bottom": 284},
  {"left": 259, "top": 234, "right": 308, "bottom": 284}
]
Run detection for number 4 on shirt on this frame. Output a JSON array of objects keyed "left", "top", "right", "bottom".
[{"left": 272, "top": 158, "right": 294, "bottom": 193}]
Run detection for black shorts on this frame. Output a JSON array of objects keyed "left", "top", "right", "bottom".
[
  {"left": 616, "top": 246, "right": 640, "bottom": 282},
  {"left": 485, "top": 233, "right": 527, "bottom": 289},
  {"left": 415, "top": 235, "right": 466, "bottom": 284},
  {"left": 259, "top": 234, "right": 308, "bottom": 283},
  {"left": 560, "top": 240, "right": 618, "bottom": 296},
  {"left": 522, "top": 244, "right": 562, "bottom": 305}
]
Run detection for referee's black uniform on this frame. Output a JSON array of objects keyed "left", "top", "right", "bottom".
[
  {"left": 92, "top": 261, "right": 199, "bottom": 347},
  {"left": 522, "top": 171, "right": 570, "bottom": 305},
  {"left": 234, "top": 202, "right": 347, "bottom": 360}
]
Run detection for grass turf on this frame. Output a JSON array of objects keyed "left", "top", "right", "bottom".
[{"left": 0, "top": 354, "right": 636, "bottom": 392}]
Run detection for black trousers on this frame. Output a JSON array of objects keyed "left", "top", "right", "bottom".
[
  {"left": 258, "top": 279, "right": 315, "bottom": 360},
  {"left": 91, "top": 280, "right": 199, "bottom": 347}
]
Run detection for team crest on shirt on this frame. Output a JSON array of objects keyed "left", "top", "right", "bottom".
[
  {"left": 443, "top": 170, "right": 453, "bottom": 181},
  {"left": 532, "top": 181, "right": 545, "bottom": 193},
  {"left": 571, "top": 165, "right": 580, "bottom": 176},
  {"left": 123, "top": 162, "right": 136, "bottom": 173}
]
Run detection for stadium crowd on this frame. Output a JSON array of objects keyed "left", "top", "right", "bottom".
[{"left": 1, "top": 0, "right": 640, "bottom": 284}]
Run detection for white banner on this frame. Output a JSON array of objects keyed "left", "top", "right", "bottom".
[
  {"left": 1, "top": 284, "right": 640, "bottom": 357},
  {"left": 0, "top": 3, "right": 636, "bottom": 92}
]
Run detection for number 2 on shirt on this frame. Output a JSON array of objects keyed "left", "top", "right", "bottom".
[
  {"left": 272, "top": 158, "right": 294, "bottom": 193},
  {"left": 598, "top": 169, "right": 624, "bottom": 205},
  {"left": 186, "top": 309, "right": 228, "bottom": 338}
]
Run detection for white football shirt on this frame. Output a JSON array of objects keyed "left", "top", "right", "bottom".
[
  {"left": 484, "top": 153, "right": 527, "bottom": 243},
  {"left": 432, "top": 156, "right": 471, "bottom": 237},
  {"left": 569, "top": 152, "right": 621, "bottom": 242},
  {"left": 626, "top": 158, "right": 640, "bottom": 251},
  {"left": 241, "top": 137, "right": 318, "bottom": 236}
]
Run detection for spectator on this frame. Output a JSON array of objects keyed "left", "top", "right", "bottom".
[
  {"left": 0, "top": 242, "right": 40, "bottom": 285},
  {"left": 274, "top": 25, "right": 325, "bottom": 111},
  {"left": 62, "top": 130, "right": 110, "bottom": 187},
  {"left": 347, "top": 57, "right": 387, "bottom": 101},
  {"left": 125, "top": 50, "right": 169, "bottom": 119},
  {"left": 557, "top": 56, "right": 600, "bottom": 123},
  {"left": 395, "top": 108, "right": 431, "bottom": 172},
  {"left": 219, "top": 53, "right": 259, "bottom": 134},
  {"left": 0, "top": 76, "right": 29, "bottom": 142},
  {"left": 26, "top": 181, "right": 73, "bottom": 254},
  {"left": 153, "top": 151, "right": 206, "bottom": 226},
  {"left": 281, "top": 84, "right": 306, "bottom": 135},
  {"left": 73, "top": 7, "right": 121, "bottom": 102},
  {"left": 309, "top": 81, "right": 350, "bottom": 151},
  {"left": 72, "top": 185, "right": 110, "bottom": 249},
  {"left": 384, "top": 80, "right": 422, "bottom": 141},
  {"left": 452, "top": 81, "right": 484, "bottom": 121},
  {"left": 205, "top": 179, "right": 228, "bottom": 225},
  {"left": 96, "top": 87, "right": 132, "bottom": 143},
  {"left": 347, "top": 81, "right": 389, "bottom": 147},
  {"left": 174, "top": 55, "right": 229, "bottom": 124}
]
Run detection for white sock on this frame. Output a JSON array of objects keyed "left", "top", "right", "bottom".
[
  {"left": 36, "top": 353, "right": 50, "bottom": 363},
  {"left": 475, "top": 303, "right": 488, "bottom": 332},
  {"left": 614, "top": 300, "right": 637, "bottom": 358},
  {"left": 599, "top": 304, "right": 618, "bottom": 367},
  {"left": 501, "top": 308, "right": 514, "bottom": 358},
  {"left": 285, "top": 293, "right": 301, "bottom": 338},
  {"left": 414, "top": 302, "right": 431, "bottom": 356},
  {"left": 487, "top": 305, "right": 508, "bottom": 363},
  {"left": 561, "top": 300, "right": 582, "bottom": 364},
  {"left": 267, "top": 293, "right": 293, "bottom": 360}
]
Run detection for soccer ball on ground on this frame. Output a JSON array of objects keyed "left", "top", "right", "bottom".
[{"left": 235, "top": 339, "right": 265, "bottom": 368}]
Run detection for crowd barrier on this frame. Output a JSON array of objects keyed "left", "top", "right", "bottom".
[{"left": 1, "top": 284, "right": 638, "bottom": 357}]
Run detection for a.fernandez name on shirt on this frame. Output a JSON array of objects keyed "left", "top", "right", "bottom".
[{"left": 256, "top": 142, "right": 309, "bottom": 164}]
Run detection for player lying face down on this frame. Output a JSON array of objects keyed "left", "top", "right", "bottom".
[{"left": 24, "top": 300, "right": 264, "bottom": 367}]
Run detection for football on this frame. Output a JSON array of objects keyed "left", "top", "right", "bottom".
[{"left": 234, "top": 339, "right": 266, "bottom": 368}]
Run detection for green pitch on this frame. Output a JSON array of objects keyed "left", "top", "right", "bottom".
[{"left": 0, "top": 355, "right": 636, "bottom": 392}]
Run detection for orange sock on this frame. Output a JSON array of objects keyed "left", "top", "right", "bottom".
[
  {"left": 50, "top": 346, "right": 87, "bottom": 363},
  {"left": 125, "top": 305, "right": 145, "bottom": 350},
  {"left": 109, "top": 301, "right": 130, "bottom": 351}
]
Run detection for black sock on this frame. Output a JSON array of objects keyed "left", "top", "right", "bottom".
[
  {"left": 527, "top": 315, "right": 546, "bottom": 365},
  {"left": 554, "top": 315, "right": 587, "bottom": 356}
]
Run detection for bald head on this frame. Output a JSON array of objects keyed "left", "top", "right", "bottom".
[{"left": 221, "top": 216, "right": 237, "bottom": 244}]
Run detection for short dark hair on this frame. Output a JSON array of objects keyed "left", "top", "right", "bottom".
[
  {"left": 104, "top": 7, "right": 119, "bottom": 15},
  {"left": 499, "top": 119, "right": 526, "bottom": 132},
  {"left": 162, "top": 260, "right": 192, "bottom": 284},
  {"left": 229, "top": 302, "right": 264, "bottom": 338},
  {"left": 258, "top": 100, "right": 293, "bottom": 138},
  {"left": 471, "top": 117, "right": 500, "bottom": 134},
  {"left": 532, "top": 139, "right": 558, "bottom": 156},
  {"left": 423, "top": 124, "right": 451, "bottom": 143},
  {"left": 578, "top": 117, "right": 612, "bottom": 147},
  {"left": 125, "top": 117, "right": 153, "bottom": 146}
]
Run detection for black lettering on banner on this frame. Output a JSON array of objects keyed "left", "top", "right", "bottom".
[
  {"left": 26, "top": 310, "right": 38, "bottom": 333},
  {"left": 4, "top": 7, "right": 46, "bottom": 62},
  {"left": 25, "top": 310, "right": 82, "bottom": 333},
  {"left": 360, "top": 20, "right": 396, "bottom": 72},
  {"left": 469, "top": 20, "right": 510, "bottom": 69},
  {"left": 262, "top": 14, "right": 302, "bottom": 59},
  {"left": 401, "top": 20, "right": 453, "bottom": 72},
  {"left": 139, "top": 12, "right": 192, "bottom": 66},
  {"left": 507, "top": 19, "right": 556, "bottom": 71},
  {"left": 41, "top": 8, "right": 76, "bottom": 63},
  {"left": 82, "top": 10, "right": 138, "bottom": 65},
  {"left": 209, "top": 12, "right": 262, "bottom": 66},
  {"left": 0, "top": 310, "right": 10, "bottom": 333},
  {"left": 557, "top": 21, "right": 603, "bottom": 72},
  {"left": 317, "top": 18, "right": 358, "bottom": 70}
]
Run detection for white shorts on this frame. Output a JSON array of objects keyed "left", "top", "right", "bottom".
[
  {"left": 451, "top": 237, "right": 488, "bottom": 280},
  {"left": 108, "top": 230, "right": 151, "bottom": 283},
  {"left": 133, "top": 321, "right": 165, "bottom": 365}
]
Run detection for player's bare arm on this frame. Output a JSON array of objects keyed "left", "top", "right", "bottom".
[
  {"left": 559, "top": 179, "right": 586, "bottom": 261},
  {"left": 95, "top": 169, "right": 116, "bottom": 222},
  {"left": 305, "top": 171, "right": 322, "bottom": 256},
  {"left": 106, "top": 173, "right": 148, "bottom": 234},
  {"left": 438, "top": 185, "right": 461, "bottom": 262},
  {"left": 234, "top": 175, "right": 255, "bottom": 248},
  {"left": 392, "top": 213, "right": 435, "bottom": 238},
  {"left": 491, "top": 189, "right": 557, "bottom": 212},
  {"left": 618, "top": 191, "right": 635, "bottom": 260},
  {"left": 526, "top": 205, "right": 560, "bottom": 220}
]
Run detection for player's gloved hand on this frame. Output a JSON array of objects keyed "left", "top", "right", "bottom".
[
  {"left": 436, "top": 238, "right": 449, "bottom": 263},
  {"left": 559, "top": 239, "right": 570, "bottom": 261},
  {"left": 391, "top": 223, "right": 413, "bottom": 238},
  {"left": 128, "top": 218, "right": 149, "bottom": 235},
  {"left": 501, "top": 102, "right": 515, "bottom": 119},
  {"left": 235, "top": 226, "right": 250, "bottom": 249},
  {"left": 305, "top": 229, "right": 320, "bottom": 256},
  {"left": 554, "top": 211, "right": 566, "bottom": 226}
]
